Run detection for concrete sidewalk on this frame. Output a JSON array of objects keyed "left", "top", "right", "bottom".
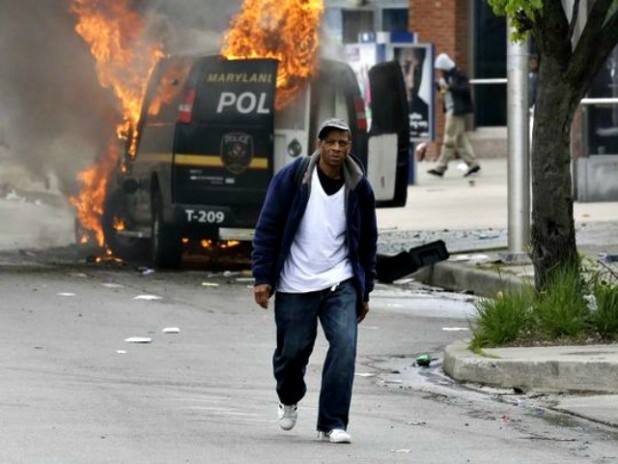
[{"left": 377, "top": 158, "right": 618, "bottom": 428}]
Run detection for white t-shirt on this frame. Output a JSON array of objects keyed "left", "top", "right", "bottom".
[{"left": 278, "top": 169, "right": 354, "bottom": 293}]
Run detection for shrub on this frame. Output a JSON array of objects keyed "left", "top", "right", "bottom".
[
  {"left": 469, "top": 287, "right": 534, "bottom": 350},
  {"left": 590, "top": 282, "right": 618, "bottom": 337},
  {"left": 533, "top": 266, "right": 589, "bottom": 339}
]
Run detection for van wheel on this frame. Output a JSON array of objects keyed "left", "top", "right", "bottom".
[
  {"left": 102, "top": 189, "right": 148, "bottom": 261},
  {"left": 151, "top": 194, "right": 182, "bottom": 269}
]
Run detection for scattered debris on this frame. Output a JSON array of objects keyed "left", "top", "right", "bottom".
[
  {"left": 392, "top": 449, "right": 412, "bottom": 454},
  {"left": 133, "top": 295, "right": 162, "bottom": 300},
  {"left": 137, "top": 267, "right": 155, "bottom": 275},
  {"left": 162, "top": 327, "right": 180, "bottom": 334},
  {"left": 355, "top": 373, "right": 375, "bottom": 378},
  {"left": 57, "top": 292, "right": 76, "bottom": 297},
  {"left": 442, "top": 327, "right": 469, "bottom": 332},
  {"left": 474, "top": 231, "right": 501, "bottom": 240},
  {"left": 383, "top": 378, "right": 403, "bottom": 385},
  {"left": 70, "top": 273, "right": 88, "bottom": 278},
  {"left": 599, "top": 253, "right": 618, "bottom": 263},
  {"left": 116, "top": 350, "right": 127, "bottom": 354},
  {"left": 202, "top": 282, "right": 220, "bottom": 288},
  {"left": 415, "top": 354, "right": 432, "bottom": 367},
  {"left": 406, "top": 420, "right": 427, "bottom": 426},
  {"left": 520, "top": 435, "right": 576, "bottom": 442},
  {"left": 124, "top": 337, "right": 152, "bottom": 344},
  {"left": 376, "top": 240, "right": 449, "bottom": 283},
  {"left": 102, "top": 283, "right": 124, "bottom": 289},
  {"left": 449, "top": 253, "right": 491, "bottom": 262}
]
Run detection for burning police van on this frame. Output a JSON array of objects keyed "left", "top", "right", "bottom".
[{"left": 103, "top": 54, "right": 409, "bottom": 268}]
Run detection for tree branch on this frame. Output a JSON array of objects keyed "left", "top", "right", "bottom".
[
  {"left": 600, "top": 6, "right": 618, "bottom": 49},
  {"left": 567, "top": 0, "right": 615, "bottom": 87},
  {"left": 567, "top": 0, "right": 581, "bottom": 41},
  {"left": 535, "top": 0, "right": 571, "bottom": 59}
]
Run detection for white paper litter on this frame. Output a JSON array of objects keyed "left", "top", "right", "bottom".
[
  {"left": 355, "top": 373, "right": 375, "bottom": 377},
  {"left": 102, "top": 283, "right": 124, "bottom": 288},
  {"left": 133, "top": 295, "right": 162, "bottom": 300},
  {"left": 201, "top": 282, "right": 219, "bottom": 288},
  {"left": 124, "top": 337, "right": 152, "bottom": 343},
  {"left": 442, "top": 327, "right": 469, "bottom": 332},
  {"left": 116, "top": 350, "right": 127, "bottom": 354},
  {"left": 162, "top": 327, "right": 180, "bottom": 334},
  {"left": 57, "top": 292, "right": 76, "bottom": 297}
]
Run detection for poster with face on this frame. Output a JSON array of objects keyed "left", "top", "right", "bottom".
[{"left": 391, "top": 43, "right": 434, "bottom": 142}]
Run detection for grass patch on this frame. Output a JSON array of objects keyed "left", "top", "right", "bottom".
[
  {"left": 590, "top": 280, "right": 618, "bottom": 337},
  {"left": 469, "top": 287, "right": 534, "bottom": 351},
  {"left": 469, "top": 262, "right": 618, "bottom": 349}
]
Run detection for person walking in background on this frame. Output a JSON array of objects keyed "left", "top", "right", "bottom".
[
  {"left": 428, "top": 53, "right": 481, "bottom": 178},
  {"left": 252, "top": 117, "right": 377, "bottom": 444}
]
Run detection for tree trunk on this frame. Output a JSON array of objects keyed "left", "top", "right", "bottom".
[{"left": 530, "top": 56, "right": 579, "bottom": 289}]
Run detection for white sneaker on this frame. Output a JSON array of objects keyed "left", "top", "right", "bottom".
[
  {"left": 318, "top": 428, "right": 352, "bottom": 444},
  {"left": 278, "top": 403, "right": 298, "bottom": 431}
]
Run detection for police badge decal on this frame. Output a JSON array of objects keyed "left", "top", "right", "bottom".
[{"left": 221, "top": 132, "right": 254, "bottom": 174}]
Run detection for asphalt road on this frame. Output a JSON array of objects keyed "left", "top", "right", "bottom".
[{"left": 0, "top": 255, "right": 616, "bottom": 463}]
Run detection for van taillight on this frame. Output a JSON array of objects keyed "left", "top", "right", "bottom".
[
  {"left": 178, "top": 88, "right": 196, "bottom": 123},
  {"left": 354, "top": 97, "right": 367, "bottom": 132}
]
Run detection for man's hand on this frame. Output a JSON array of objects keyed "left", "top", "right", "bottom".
[
  {"left": 254, "top": 284, "right": 272, "bottom": 309},
  {"left": 357, "top": 302, "right": 369, "bottom": 323}
]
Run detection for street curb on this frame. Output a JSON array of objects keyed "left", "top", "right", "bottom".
[
  {"left": 413, "top": 261, "right": 525, "bottom": 298},
  {"left": 443, "top": 340, "right": 618, "bottom": 394}
]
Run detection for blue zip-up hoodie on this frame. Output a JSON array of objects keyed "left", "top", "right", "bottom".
[{"left": 252, "top": 150, "right": 377, "bottom": 312}]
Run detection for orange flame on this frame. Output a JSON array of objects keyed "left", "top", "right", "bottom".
[
  {"left": 69, "top": 140, "right": 118, "bottom": 246},
  {"left": 69, "top": 0, "right": 164, "bottom": 246},
  {"left": 221, "top": 0, "right": 324, "bottom": 109}
]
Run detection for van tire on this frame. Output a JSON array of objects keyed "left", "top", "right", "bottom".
[
  {"left": 151, "top": 193, "right": 182, "bottom": 269},
  {"left": 102, "top": 189, "right": 148, "bottom": 261}
]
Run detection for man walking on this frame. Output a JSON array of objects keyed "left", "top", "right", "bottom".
[
  {"left": 252, "top": 117, "right": 377, "bottom": 444},
  {"left": 428, "top": 53, "right": 481, "bottom": 178}
]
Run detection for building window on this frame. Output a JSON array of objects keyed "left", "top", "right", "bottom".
[
  {"left": 382, "top": 8, "right": 408, "bottom": 33},
  {"left": 474, "top": 0, "right": 506, "bottom": 126},
  {"left": 342, "top": 10, "right": 374, "bottom": 44},
  {"left": 587, "top": 45, "right": 618, "bottom": 155}
]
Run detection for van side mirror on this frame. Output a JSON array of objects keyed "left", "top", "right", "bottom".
[{"left": 122, "top": 177, "right": 140, "bottom": 194}]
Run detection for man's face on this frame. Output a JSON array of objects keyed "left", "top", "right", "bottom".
[{"left": 317, "top": 129, "right": 351, "bottom": 169}]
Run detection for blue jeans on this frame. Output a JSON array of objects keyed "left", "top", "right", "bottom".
[{"left": 273, "top": 279, "right": 358, "bottom": 432}]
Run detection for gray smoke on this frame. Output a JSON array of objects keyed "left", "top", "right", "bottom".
[
  {"left": 0, "top": 0, "right": 244, "bottom": 195},
  {"left": 0, "top": 0, "right": 116, "bottom": 194}
]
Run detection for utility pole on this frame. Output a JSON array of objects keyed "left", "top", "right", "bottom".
[{"left": 506, "top": 24, "right": 530, "bottom": 254}]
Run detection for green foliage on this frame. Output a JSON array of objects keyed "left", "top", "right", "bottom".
[
  {"left": 534, "top": 266, "right": 589, "bottom": 338},
  {"left": 469, "top": 262, "right": 618, "bottom": 349},
  {"left": 487, "top": 0, "right": 543, "bottom": 18},
  {"left": 469, "top": 287, "right": 534, "bottom": 350},
  {"left": 590, "top": 280, "right": 618, "bottom": 337},
  {"left": 486, "top": 0, "right": 543, "bottom": 40}
]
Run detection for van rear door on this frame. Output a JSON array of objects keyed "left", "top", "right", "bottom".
[
  {"left": 367, "top": 61, "right": 410, "bottom": 207},
  {"left": 172, "top": 57, "right": 278, "bottom": 222}
]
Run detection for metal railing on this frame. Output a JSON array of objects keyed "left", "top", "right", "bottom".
[{"left": 580, "top": 97, "right": 618, "bottom": 106}]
